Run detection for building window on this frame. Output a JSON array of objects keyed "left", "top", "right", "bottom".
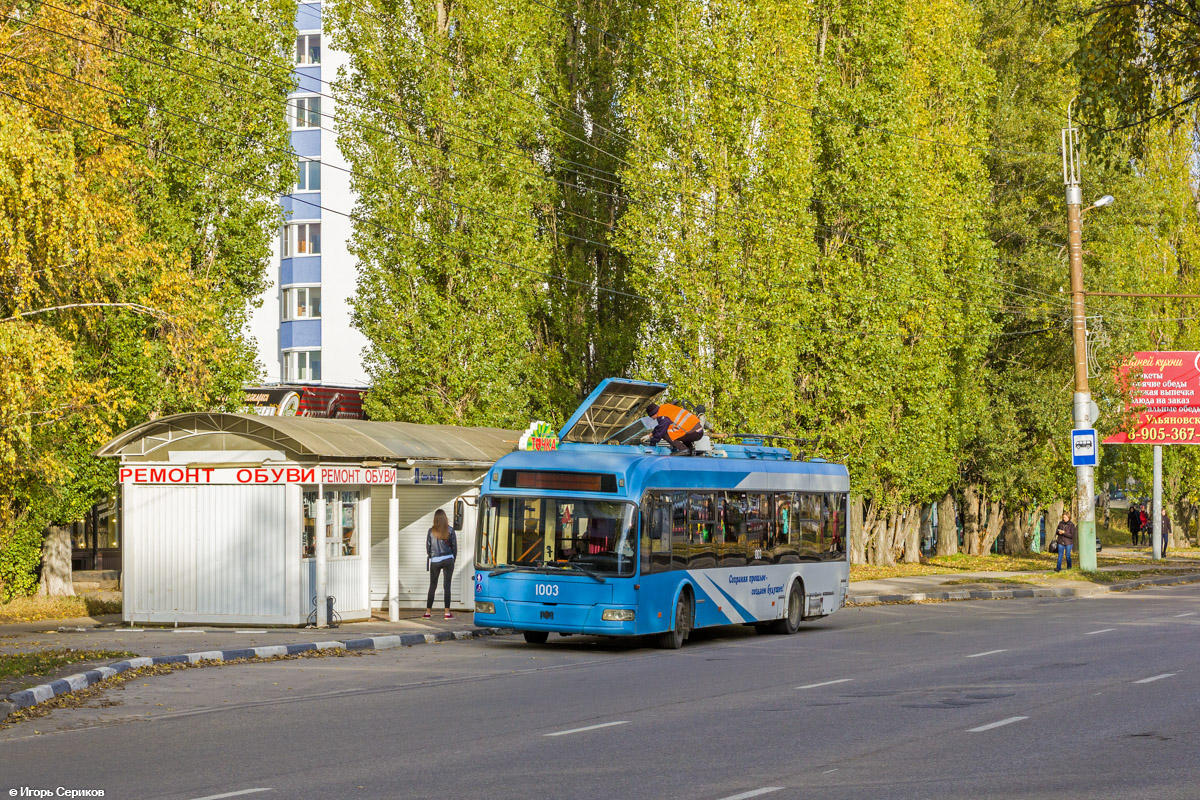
[
  {"left": 284, "top": 349, "right": 321, "bottom": 382},
  {"left": 334, "top": 490, "right": 359, "bottom": 557},
  {"left": 301, "top": 489, "right": 359, "bottom": 558},
  {"left": 283, "top": 286, "right": 321, "bottom": 320},
  {"left": 287, "top": 95, "right": 321, "bottom": 129},
  {"left": 281, "top": 222, "right": 321, "bottom": 257},
  {"left": 295, "top": 33, "right": 320, "bottom": 65},
  {"left": 295, "top": 158, "right": 321, "bottom": 193}
]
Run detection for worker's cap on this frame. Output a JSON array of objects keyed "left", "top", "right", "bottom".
[{"left": 646, "top": 403, "right": 660, "bottom": 416}]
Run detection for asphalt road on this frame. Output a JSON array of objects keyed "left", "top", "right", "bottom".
[{"left": 3, "top": 586, "right": 1198, "bottom": 800}]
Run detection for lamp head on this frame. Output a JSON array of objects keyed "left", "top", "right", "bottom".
[{"left": 1093, "top": 194, "right": 1115, "bottom": 209}]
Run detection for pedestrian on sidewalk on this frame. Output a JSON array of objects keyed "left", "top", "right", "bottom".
[
  {"left": 1055, "top": 511, "right": 1076, "bottom": 571},
  {"left": 425, "top": 509, "right": 458, "bottom": 620},
  {"left": 1161, "top": 509, "right": 1171, "bottom": 557},
  {"left": 1128, "top": 505, "right": 1141, "bottom": 546},
  {"left": 1138, "top": 505, "right": 1149, "bottom": 545}
]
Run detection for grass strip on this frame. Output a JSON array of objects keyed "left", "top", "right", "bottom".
[
  {"left": 0, "top": 596, "right": 122, "bottom": 623},
  {"left": 0, "top": 648, "right": 137, "bottom": 682}
]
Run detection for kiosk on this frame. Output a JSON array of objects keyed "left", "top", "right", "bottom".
[{"left": 97, "top": 413, "right": 515, "bottom": 625}]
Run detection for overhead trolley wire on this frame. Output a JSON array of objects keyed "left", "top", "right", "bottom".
[
  {"left": 523, "top": 0, "right": 1058, "bottom": 160},
  {"left": 0, "top": 88, "right": 1063, "bottom": 342},
  {"left": 25, "top": 1, "right": 1077, "bottom": 301},
  {"left": 4, "top": 8, "right": 1069, "bottom": 316}
]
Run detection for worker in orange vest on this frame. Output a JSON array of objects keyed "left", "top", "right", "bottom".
[{"left": 645, "top": 402, "right": 704, "bottom": 454}]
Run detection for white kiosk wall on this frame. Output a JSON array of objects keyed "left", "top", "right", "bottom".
[
  {"left": 368, "top": 485, "right": 479, "bottom": 610},
  {"left": 124, "top": 483, "right": 299, "bottom": 625}
]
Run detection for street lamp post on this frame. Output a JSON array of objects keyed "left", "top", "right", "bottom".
[{"left": 1062, "top": 113, "right": 1112, "bottom": 572}]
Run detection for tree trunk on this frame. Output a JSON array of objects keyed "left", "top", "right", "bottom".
[
  {"left": 37, "top": 524, "right": 76, "bottom": 597},
  {"left": 869, "top": 510, "right": 896, "bottom": 567},
  {"left": 1047, "top": 498, "right": 1064, "bottom": 549},
  {"left": 963, "top": 484, "right": 982, "bottom": 555},
  {"left": 850, "top": 495, "right": 868, "bottom": 565},
  {"left": 981, "top": 500, "right": 1005, "bottom": 554},
  {"left": 1001, "top": 506, "right": 1027, "bottom": 555},
  {"left": 936, "top": 492, "right": 957, "bottom": 556},
  {"left": 919, "top": 504, "right": 933, "bottom": 557},
  {"left": 903, "top": 504, "right": 923, "bottom": 563}
]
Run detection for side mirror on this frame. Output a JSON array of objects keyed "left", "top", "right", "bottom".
[{"left": 453, "top": 499, "right": 465, "bottom": 530}]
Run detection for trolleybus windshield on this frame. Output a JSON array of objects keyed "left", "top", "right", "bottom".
[{"left": 477, "top": 496, "right": 637, "bottom": 577}]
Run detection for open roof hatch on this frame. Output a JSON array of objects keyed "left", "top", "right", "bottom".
[{"left": 558, "top": 378, "right": 668, "bottom": 445}]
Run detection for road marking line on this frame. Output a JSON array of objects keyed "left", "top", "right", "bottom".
[
  {"left": 1174, "top": 612, "right": 1197, "bottom": 618},
  {"left": 966, "top": 649, "right": 1008, "bottom": 658},
  {"left": 796, "top": 679, "right": 853, "bottom": 690},
  {"left": 717, "top": 788, "right": 784, "bottom": 800},
  {"left": 822, "top": 769, "right": 839, "bottom": 774},
  {"left": 1086, "top": 629, "right": 1116, "bottom": 635},
  {"left": 544, "top": 720, "right": 629, "bottom": 737},
  {"left": 1134, "top": 673, "right": 1176, "bottom": 684},
  {"left": 187, "top": 789, "right": 274, "bottom": 800},
  {"left": 969, "top": 716, "right": 1028, "bottom": 733}
]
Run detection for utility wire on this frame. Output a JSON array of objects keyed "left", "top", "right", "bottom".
[
  {"left": 0, "top": 88, "right": 1061, "bottom": 341},
  {"left": 4, "top": 48, "right": 1059, "bottom": 325},
  {"left": 15, "top": 4, "right": 1076, "bottom": 302},
  {"left": 5, "top": 12, "right": 1061, "bottom": 313},
  {"left": 523, "top": 0, "right": 1057, "bottom": 159}
]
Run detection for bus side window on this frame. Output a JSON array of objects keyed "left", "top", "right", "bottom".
[
  {"left": 720, "top": 492, "right": 748, "bottom": 567},
  {"left": 688, "top": 493, "right": 716, "bottom": 569},
  {"left": 671, "top": 492, "right": 688, "bottom": 570},
  {"left": 648, "top": 493, "right": 672, "bottom": 573},
  {"left": 775, "top": 492, "right": 799, "bottom": 563},
  {"left": 825, "top": 493, "right": 848, "bottom": 559},
  {"left": 746, "top": 493, "right": 770, "bottom": 564},
  {"left": 800, "top": 493, "right": 822, "bottom": 558}
]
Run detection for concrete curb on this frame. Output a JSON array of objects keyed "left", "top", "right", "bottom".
[
  {"left": 2, "top": 626, "right": 516, "bottom": 716},
  {"left": 848, "top": 571, "right": 1200, "bottom": 606}
]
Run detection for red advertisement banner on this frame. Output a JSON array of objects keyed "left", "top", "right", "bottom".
[{"left": 1103, "top": 351, "right": 1200, "bottom": 445}]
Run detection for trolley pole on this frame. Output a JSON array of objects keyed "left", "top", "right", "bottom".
[{"left": 1063, "top": 110, "right": 1098, "bottom": 572}]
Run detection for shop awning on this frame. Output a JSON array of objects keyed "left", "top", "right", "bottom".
[{"left": 97, "top": 412, "right": 518, "bottom": 464}]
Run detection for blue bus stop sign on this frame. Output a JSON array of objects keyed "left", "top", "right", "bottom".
[{"left": 1072, "top": 429, "right": 1098, "bottom": 466}]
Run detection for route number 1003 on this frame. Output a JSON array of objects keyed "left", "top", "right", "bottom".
[{"left": 535, "top": 584, "right": 560, "bottom": 597}]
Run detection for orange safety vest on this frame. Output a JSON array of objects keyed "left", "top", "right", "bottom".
[{"left": 655, "top": 403, "right": 701, "bottom": 440}]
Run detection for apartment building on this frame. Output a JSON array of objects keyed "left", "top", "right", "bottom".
[{"left": 251, "top": 0, "right": 369, "bottom": 387}]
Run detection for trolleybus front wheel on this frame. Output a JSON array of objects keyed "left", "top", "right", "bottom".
[
  {"left": 657, "top": 592, "right": 693, "bottom": 650},
  {"left": 770, "top": 582, "right": 804, "bottom": 635},
  {"left": 523, "top": 631, "right": 550, "bottom": 644}
]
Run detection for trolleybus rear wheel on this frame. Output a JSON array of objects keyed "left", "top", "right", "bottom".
[
  {"left": 523, "top": 631, "right": 550, "bottom": 644},
  {"left": 657, "top": 592, "right": 692, "bottom": 650},
  {"left": 770, "top": 582, "right": 803, "bottom": 635}
]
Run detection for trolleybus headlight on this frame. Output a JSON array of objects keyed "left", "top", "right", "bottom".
[
  {"left": 475, "top": 601, "right": 496, "bottom": 614},
  {"left": 601, "top": 608, "right": 635, "bottom": 621}
]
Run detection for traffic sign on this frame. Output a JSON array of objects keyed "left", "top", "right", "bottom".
[{"left": 1072, "top": 429, "right": 1097, "bottom": 466}]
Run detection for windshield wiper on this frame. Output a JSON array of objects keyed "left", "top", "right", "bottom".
[{"left": 543, "top": 563, "right": 606, "bottom": 583}]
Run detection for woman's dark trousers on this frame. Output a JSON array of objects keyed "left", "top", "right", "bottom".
[{"left": 427, "top": 559, "right": 454, "bottom": 609}]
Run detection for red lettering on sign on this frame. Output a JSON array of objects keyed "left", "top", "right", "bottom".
[{"left": 120, "top": 468, "right": 132, "bottom": 482}]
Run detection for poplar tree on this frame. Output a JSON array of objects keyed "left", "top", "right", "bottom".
[
  {"left": 617, "top": 0, "right": 818, "bottom": 439},
  {"left": 331, "top": 0, "right": 567, "bottom": 426},
  {"left": 806, "top": 0, "right": 996, "bottom": 564}
]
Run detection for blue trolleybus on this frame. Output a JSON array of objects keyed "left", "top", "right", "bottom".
[{"left": 473, "top": 379, "right": 850, "bottom": 648}]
